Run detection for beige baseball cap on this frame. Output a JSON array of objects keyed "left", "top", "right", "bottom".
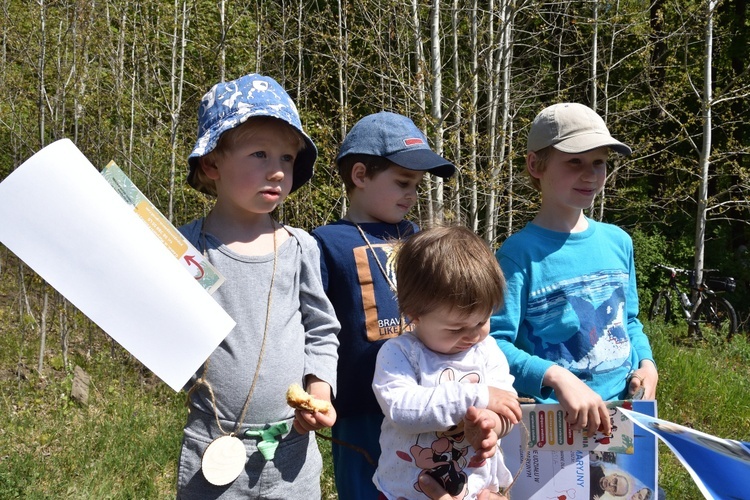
[{"left": 527, "top": 103, "right": 632, "bottom": 156}]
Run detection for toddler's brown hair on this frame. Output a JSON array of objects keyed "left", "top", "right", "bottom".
[{"left": 396, "top": 225, "right": 506, "bottom": 320}]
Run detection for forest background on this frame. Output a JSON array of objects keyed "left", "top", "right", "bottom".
[
  {"left": 2, "top": 0, "right": 749, "bottom": 318},
  {"left": 1, "top": 0, "right": 750, "bottom": 498},
  {"left": 1, "top": 0, "right": 750, "bottom": 312}
]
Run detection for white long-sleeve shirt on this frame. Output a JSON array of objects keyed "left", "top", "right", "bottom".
[{"left": 372, "top": 332, "right": 516, "bottom": 500}]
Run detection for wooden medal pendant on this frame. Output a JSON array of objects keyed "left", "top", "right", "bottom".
[{"left": 201, "top": 435, "right": 246, "bottom": 486}]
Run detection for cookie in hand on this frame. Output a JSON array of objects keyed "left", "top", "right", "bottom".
[{"left": 286, "top": 383, "right": 331, "bottom": 413}]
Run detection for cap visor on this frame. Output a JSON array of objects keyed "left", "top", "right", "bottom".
[
  {"left": 387, "top": 149, "right": 456, "bottom": 178},
  {"left": 554, "top": 135, "right": 632, "bottom": 156}
]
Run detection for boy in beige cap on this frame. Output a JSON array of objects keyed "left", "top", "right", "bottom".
[{"left": 490, "top": 103, "right": 658, "bottom": 436}]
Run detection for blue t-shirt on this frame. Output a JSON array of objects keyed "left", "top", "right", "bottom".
[
  {"left": 312, "top": 219, "right": 417, "bottom": 417},
  {"left": 490, "top": 218, "right": 654, "bottom": 403}
]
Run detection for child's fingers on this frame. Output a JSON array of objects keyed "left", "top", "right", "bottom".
[
  {"left": 292, "top": 414, "right": 309, "bottom": 433},
  {"left": 510, "top": 399, "right": 522, "bottom": 421},
  {"left": 496, "top": 404, "right": 521, "bottom": 425},
  {"left": 597, "top": 405, "right": 611, "bottom": 435},
  {"left": 497, "top": 415, "right": 514, "bottom": 438},
  {"left": 465, "top": 405, "right": 481, "bottom": 423},
  {"left": 628, "top": 373, "right": 643, "bottom": 391},
  {"left": 293, "top": 406, "right": 336, "bottom": 433},
  {"left": 581, "top": 407, "right": 603, "bottom": 436},
  {"left": 314, "top": 407, "right": 337, "bottom": 428}
]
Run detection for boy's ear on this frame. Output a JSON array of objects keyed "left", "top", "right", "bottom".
[
  {"left": 526, "top": 152, "right": 542, "bottom": 179},
  {"left": 351, "top": 162, "right": 368, "bottom": 188},
  {"left": 199, "top": 156, "right": 220, "bottom": 180}
]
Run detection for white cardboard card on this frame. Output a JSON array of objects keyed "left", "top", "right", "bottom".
[{"left": 0, "top": 139, "right": 235, "bottom": 391}]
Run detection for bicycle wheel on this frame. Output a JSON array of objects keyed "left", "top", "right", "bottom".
[
  {"left": 694, "top": 296, "right": 738, "bottom": 340},
  {"left": 648, "top": 291, "right": 672, "bottom": 324}
]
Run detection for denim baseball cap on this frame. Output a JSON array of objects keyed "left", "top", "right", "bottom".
[
  {"left": 527, "top": 103, "right": 631, "bottom": 156},
  {"left": 336, "top": 111, "right": 456, "bottom": 178},
  {"left": 187, "top": 73, "right": 317, "bottom": 194}
]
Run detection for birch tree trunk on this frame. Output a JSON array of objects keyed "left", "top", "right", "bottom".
[
  {"left": 167, "top": 0, "right": 188, "bottom": 222},
  {"left": 297, "top": 0, "right": 303, "bottom": 93},
  {"left": 411, "top": 0, "right": 433, "bottom": 222},
  {"left": 451, "top": 0, "right": 462, "bottom": 224},
  {"left": 219, "top": 0, "right": 226, "bottom": 82},
  {"left": 469, "top": 0, "right": 479, "bottom": 232},
  {"left": 60, "top": 296, "right": 69, "bottom": 369},
  {"left": 590, "top": 0, "right": 599, "bottom": 109},
  {"left": 597, "top": 0, "right": 616, "bottom": 221},
  {"left": 337, "top": 0, "right": 348, "bottom": 217},
  {"left": 37, "top": 0, "right": 47, "bottom": 148},
  {"left": 255, "top": 2, "right": 263, "bottom": 72},
  {"left": 483, "top": 0, "right": 497, "bottom": 242},
  {"left": 693, "top": 0, "right": 719, "bottom": 288},
  {"left": 115, "top": 5, "right": 127, "bottom": 155},
  {"left": 590, "top": 0, "right": 604, "bottom": 222},
  {"left": 430, "top": 0, "right": 444, "bottom": 223},
  {"left": 38, "top": 288, "right": 48, "bottom": 374},
  {"left": 499, "top": 0, "right": 513, "bottom": 237},
  {"left": 75, "top": 1, "right": 93, "bottom": 148},
  {"left": 485, "top": 0, "right": 513, "bottom": 244}
]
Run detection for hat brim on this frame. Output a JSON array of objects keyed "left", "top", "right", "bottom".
[
  {"left": 386, "top": 149, "right": 456, "bottom": 178},
  {"left": 553, "top": 135, "right": 632, "bottom": 156},
  {"left": 187, "top": 116, "right": 317, "bottom": 195},
  {"left": 290, "top": 136, "right": 316, "bottom": 193}
]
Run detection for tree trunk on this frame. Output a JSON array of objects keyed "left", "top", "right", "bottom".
[
  {"left": 483, "top": 0, "right": 497, "bottom": 243},
  {"left": 219, "top": 0, "right": 226, "bottom": 82},
  {"left": 451, "top": 0, "right": 462, "bottom": 225},
  {"left": 167, "top": 0, "right": 188, "bottom": 222},
  {"left": 430, "top": 0, "right": 444, "bottom": 223},
  {"left": 693, "top": 0, "right": 719, "bottom": 289},
  {"left": 38, "top": 0, "right": 47, "bottom": 148},
  {"left": 38, "top": 287, "right": 48, "bottom": 374},
  {"left": 337, "top": 0, "right": 348, "bottom": 217},
  {"left": 411, "top": 0, "right": 432, "bottom": 223},
  {"left": 469, "top": 0, "right": 479, "bottom": 232}
]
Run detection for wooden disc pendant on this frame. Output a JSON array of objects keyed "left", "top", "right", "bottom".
[{"left": 201, "top": 435, "right": 246, "bottom": 486}]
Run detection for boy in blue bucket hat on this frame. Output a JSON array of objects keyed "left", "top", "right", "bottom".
[{"left": 177, "top": 73, "right": 340, "bottom": 499}]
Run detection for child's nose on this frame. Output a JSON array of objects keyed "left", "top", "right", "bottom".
[
  {"left": 267, "top": 163, "right": 285, "bottom": 181},
  {"left": 465, "top": 328, "right": 481, "bottom": 342},
  {"left": 580, "top": 163, "right": 598, "bottom": 180}
]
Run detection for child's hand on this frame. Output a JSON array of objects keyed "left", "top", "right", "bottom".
[
  {"left": 627, "top": 359, "right": 658, "bottom": 400},
  {"left": 292, "top": 377, "right": 337, "bottom": 433},
  {"left": 415, "top": 473, "right": 509, "bottom": 500},
  {"left": 293, "top": 404, "right": 337, "bottom": 433},
  {"left": 486, "top": 387, "right": 522, "bottom": 424},
  {"left": 544, "top": 365, "right": 610, "bottom": 435},
  {"left": 464, "top": 406, "right": 499, "bottom": 466}
]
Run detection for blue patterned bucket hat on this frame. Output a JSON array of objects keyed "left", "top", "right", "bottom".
[{"left": 187, "top": 73, "right": 317, "bottom": 194}]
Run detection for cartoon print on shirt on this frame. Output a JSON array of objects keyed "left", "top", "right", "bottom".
[
  {"left": 526, "top": 271, "right": 632, "bottom": 375},
  {"left": 396, "top": 368, "right": 481, "bottom": 499},
  {"left": 355, "top": 240, "right": 407, "bottom": 342}
]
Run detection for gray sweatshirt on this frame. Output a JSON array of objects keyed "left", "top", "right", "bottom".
[{"left": 179, "top": 219, "right": 340, "bottom": 427}]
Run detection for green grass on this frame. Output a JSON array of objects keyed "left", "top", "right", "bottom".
[
  {"left": 2, "top": 268, "right": 749, "bottom": 498},
  {"left": 646, "top": 319, "right": 750, "bottom": 498}
]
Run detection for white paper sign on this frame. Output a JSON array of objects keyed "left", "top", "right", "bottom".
[{"left": 0, "top": 139, "right": 235, "bottom": 391}]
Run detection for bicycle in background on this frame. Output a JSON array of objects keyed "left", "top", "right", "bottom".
[{"left": 648, "top": 264, "right": 739, "bottom": 340}]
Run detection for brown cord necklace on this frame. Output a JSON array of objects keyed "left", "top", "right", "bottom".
[
  {"left": 190, "top": 213, "right": 278, "bottom": 486},
  {"left": 351, "top": 221, "right": 399, "bottom": 294}
]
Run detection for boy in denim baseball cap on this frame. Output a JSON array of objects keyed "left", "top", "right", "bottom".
[
  {"left": 177, "top": 73, "right": 340, "bottom": 498},
  {"left": 311, "top": 111, "right": 455, "bottom": 500},
  {"left": 490, "top": 102, "right": 658, "bottom": 441}
]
